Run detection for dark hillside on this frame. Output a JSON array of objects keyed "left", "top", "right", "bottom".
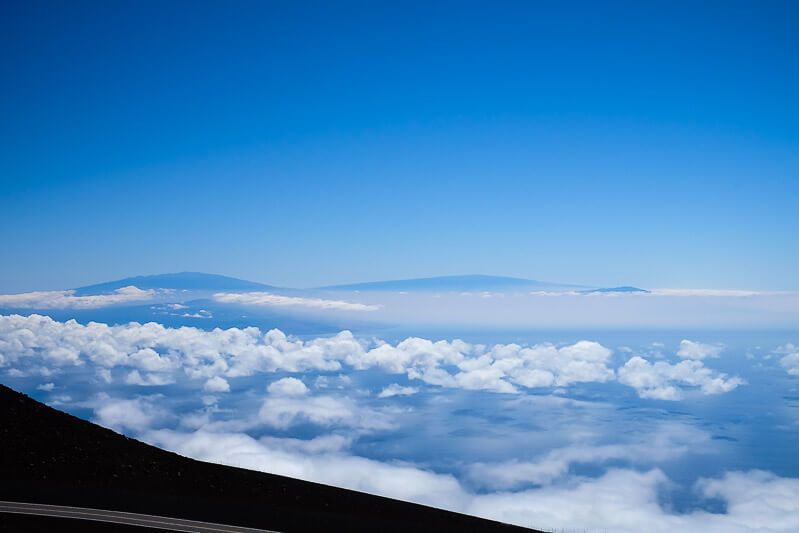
[{"left": 0, "top": 384, "right": 537, "bottom": 532}]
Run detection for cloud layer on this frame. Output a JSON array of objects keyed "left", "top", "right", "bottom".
[
  {"left": 213, "top": 292, "right": 379, "bottom": 311},
  {"left": 1, "top": 314, "right": 794, "bottom": 532},
  {"left": 0, "top": 286, "right": 157, "bottom": 309},
  {"left": 0, "top": 315, "right": 744, "bottom": 400},
  {"left": 132, "top": 422, "right": 799, "bottom": 533}
]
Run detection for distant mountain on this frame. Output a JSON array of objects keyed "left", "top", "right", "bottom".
[
  {"left": 74, "top": 272, "right": 279, "bottom": 295},
  {"left": 580, "top": 286, "right": 649, "bottom": 294},
  {"left": 70, "top": 271, "right": 642, "bottom": 297},
  {"left": 319, "top": 274, "right": 589, "bottom": 292}
]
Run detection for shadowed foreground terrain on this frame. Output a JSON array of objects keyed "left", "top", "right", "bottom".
[{"left": 0, "top": 384, "right": 536, "bottom": 532}]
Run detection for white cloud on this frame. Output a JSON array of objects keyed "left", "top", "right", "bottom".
[
  {"left": 267, "top": 377, "right": 309, "bottom": 396},
  {"left": 776, "top": 344, "right": 799, "bottom": 376},
  {"left": 213, "top": 292, "right": 380, "bottom": 312},
  {"left": 93, "top": 395, "right": 169, "bottom": 433},
  {"left": 6, "top": 366, "right": 51, "bottom": 378},
  {"left": 203, "top": 376, "right": 230, "bottom": 393},
  {"left": 678, "top": 340, "right": 723, "bottom": 360},
  {"left": 141, "top": 426, "right": 799, "bottom": 533},
  {"left": 128, "top": 348, "right": 175, "bottom": 373},
  {"left": 146, "top": 428, "right": 466, "bottom": 511},
  {"left": 258, "top": 434, "right": 353, "bottom": 455},
  {"left": 48, "top": 394, "right": 72, "bottom": 405},
  {"left": 528, "top": 288, "right": 768, "bottom": 298},
  {"left": 314, "top": 374, "right": 352, "bottom": 390},
  {"left": 649, "top": 289, "right": 763, "bottom": 297},
  {"left": 348, "top": 337, "right": 614, "bottom": 393},
  {"left": 0, "top": 315, "right": 742, "bottom": 400},
  {"left": 378, "top": 383, "right": 419, "bottom": 398},
  {"left": 259, "top": 383, "right": 391, "bottom": 431},
  {"left": 36, "top": 382, "right": 55, "bottom": 391},
  {"left": 182, "top": 309, "right": 213, "bottom": 319},
  {"left": 489, "top": 340, "right": 615, "bottom": 389},
  {"left": 0, "top": 286, "right": 158, "bottom": 309},
  {"left": 43, "top": 343, "right": 788, "bottom": 533},
  {"left": 0, "top": 315, "right": 348, "bottom": 381},
  {"left": 466, "top": 423, "right": 709, "bottom": 490},
  {"left": 451, "top": 357, "right": 518, "bottom": 393},
  {"left": 124, "top": 370, "right": 175, "bottom": 386},
  {"left": 259, "top": 395, "right": 366, "bottom": 430},
  {"left": 695, "top": 470, "right": 799, "bottom": 532},
  {"left": 618, "top": 356, "right": 744, "bottom": 400},
  {"left": 469, "top": 468, "right": 674, "bottom": 532},
  {"left": 471, "top": 467, "right": 799, "bottom": 533},
  {"left": 96, "top": 368, "right": 113, "bottom": 384}
]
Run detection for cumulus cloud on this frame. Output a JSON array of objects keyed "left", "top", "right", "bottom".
[
  {"left": 203, "top": 376, "right": 230, "bottom": 393},
  {"left": 486, "top": 340, "right": 615, "bottom": 389},
  {"left": 348, "top": 337, "right": 614, "bottom": 393},
  {"left": 213, "top": 292, "right": 379, "bottom": 312},
  {"left": 776, "top": 344, "right": 799, "bottom": 376},
  {"left": 378, "top": 384, "right": 419, "bottom": 398},
  {"left": 259, "top": 395, "right": 390, "bottom": 430},
  {"left": 0, "top": 315, "right": 745, "bottom": 400},
  {"left": 677, "top": 340, "right": 723, "bottom": 360},
  {"left": 0, "top": 315, "right": 350, "bottom": 381},
  {"left": 259, "top": 380, "right": 390, "bottom": 431},
  {"left": 267, "top": 377, "right": 309, "bottom": 396},
  {"left": 618, "top": 356, "right": 744, "bottom": 400},
  {"left": 36, "top": 382, "right": 55, "bottom": 391},
  {"left": 0, "top": 286, "right": 158, "bottom": 309}
]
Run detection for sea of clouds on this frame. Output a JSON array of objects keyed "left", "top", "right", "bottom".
[
  {"left": 0, "top": 315, "right": 745, "bottom": 400},
  {"left": 2, "top": 314, "right": 799, "bottom": 532}
]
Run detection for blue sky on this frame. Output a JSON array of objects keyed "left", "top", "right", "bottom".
[{"left": 1, "top": 1, "right": 797, "bottom": 292}]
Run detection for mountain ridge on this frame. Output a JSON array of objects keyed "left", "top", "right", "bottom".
[
  {"left": 317, "top": 274, "right": 590, "bottom": 292},
  {"left": 580, "top": 286, "right": 650, "bottom": 294},
  {"left": 74, "top": 272, "right": 280, "bottom": 295},
  {"left": 68, "top": 271, "right": 647, "bottom": 296}
]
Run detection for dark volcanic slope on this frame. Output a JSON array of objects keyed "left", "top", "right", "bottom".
[{"left": 0, "top": 384, "right": 537, "bottom": 533}]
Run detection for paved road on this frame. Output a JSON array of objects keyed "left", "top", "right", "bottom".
[{"left": 0, "top": 500, "right": 280, "bottom": 533}]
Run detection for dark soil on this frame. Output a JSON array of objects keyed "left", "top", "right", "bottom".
[{"left": 0, "top": 383, "right": 538, "bottom": 532}]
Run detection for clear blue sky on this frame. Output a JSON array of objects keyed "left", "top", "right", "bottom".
[{"left": 1, "top": 0, "right": 797, "bottom": 292}]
